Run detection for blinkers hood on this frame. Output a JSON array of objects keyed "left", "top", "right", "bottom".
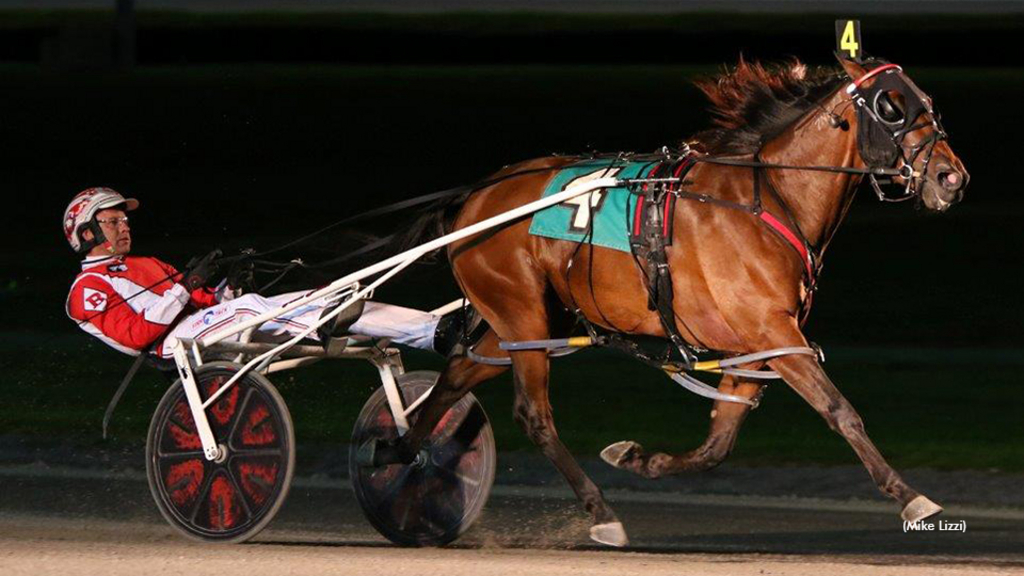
[{"left": 843, "top": 58, "right": 944, "bottom": 170}]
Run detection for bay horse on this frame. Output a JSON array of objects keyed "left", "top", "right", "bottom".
[{"left": 363, "top": 56, "right": 969, "bottom": 546}]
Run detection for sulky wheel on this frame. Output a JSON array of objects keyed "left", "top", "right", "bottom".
[
  {"left": 349, "top": 370, "right": 496, "bottom": 546},
  {"left": 146, "top": 361, "right": 295, "bottom": 544}
]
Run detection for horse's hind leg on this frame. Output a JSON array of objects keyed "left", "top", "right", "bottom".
[
  {"left": 602, "top": 374, "right": 762, "bottom": 479},
  {"left": 510, "top": 349, "right": 628, "bottom": 547},
  {"left": 359, "top": 330, "right": 508, "bottom": 465},
  {"left": 763, "top": 328, "right": 941, "bottom": 522}
]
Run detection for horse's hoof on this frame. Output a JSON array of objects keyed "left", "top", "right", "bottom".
[
  {"left": 589, "top": 522, "right": 629, "bottom": 547},
  {"left": 600, "top": 441, "right": 642, "bottom": 469},
  {"left": 902, "top": 495, "right": 943, "bottom": 523}
]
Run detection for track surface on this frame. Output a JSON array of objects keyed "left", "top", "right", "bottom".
[{"left": 1, "top": 468, "right": 1021, "bottom": 576}]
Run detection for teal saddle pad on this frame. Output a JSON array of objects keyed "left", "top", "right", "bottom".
[{"left": 528, "top": 159, "right": 657, "bottom": 252}]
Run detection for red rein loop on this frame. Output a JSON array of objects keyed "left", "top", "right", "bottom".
[{"left": 846, "top": 63, "right": 903, "bottom": 93}]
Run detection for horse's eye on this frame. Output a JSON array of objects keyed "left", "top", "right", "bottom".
[{"left": 875, "top": 91, "right": 904, "bottom": 124}]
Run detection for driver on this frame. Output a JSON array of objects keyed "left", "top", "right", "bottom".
[{"left": 64, "top": 187, "right": 472, "bottom": 361}]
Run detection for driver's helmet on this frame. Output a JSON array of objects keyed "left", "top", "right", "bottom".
[{"left": 63, "top": 187, "right": 139, "bottom": 254}]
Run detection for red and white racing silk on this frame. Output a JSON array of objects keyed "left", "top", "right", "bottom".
[
  {"left": 68, "top": 255, "right": 442, "bottom": 359},
  {"left": 66, "top": 255, "right": 217, "bottom": 356},
  {"left": 155, "top": 295, "right": 439, "bottom": 359}
]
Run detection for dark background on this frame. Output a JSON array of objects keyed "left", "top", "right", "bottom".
[
  {"left": 4, "top": 6, "right": 1021, "bottom": 343},
  {"left": 1, "top": 4, "right": 1021, "bottom": 468}
]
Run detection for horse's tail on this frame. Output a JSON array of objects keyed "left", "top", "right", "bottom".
[
  {"left": 389, "top": 188, "right": 475, "bottom": 258},
  {"left": 384, "top": 161, "right": 567, "bottom": 260}
]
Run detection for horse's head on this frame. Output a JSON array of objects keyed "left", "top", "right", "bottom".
[{"left": 838, "top": 59, "right": 969, "bottom": 212}]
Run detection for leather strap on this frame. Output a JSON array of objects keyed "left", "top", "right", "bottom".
[{"left": 758, "top": 210, "right": 814, "bottom": 280}]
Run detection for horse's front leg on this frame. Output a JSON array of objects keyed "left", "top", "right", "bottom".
[
  {"left": 601, "top": 374, "right": 762, "bottom": 478},
  {"left": 763, "top": 328, "right": 941, "bottom": 522}
]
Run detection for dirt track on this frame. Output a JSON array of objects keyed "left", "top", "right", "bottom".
[
  {"left": 3, "top": 520, "right": 1020, "bottom": 576},
  {"left": 1, "top": 466, "right": 1022, "bottom": 576}
]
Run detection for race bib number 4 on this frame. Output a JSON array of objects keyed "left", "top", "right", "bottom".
[{"left": 83, "top": 288, "right": 108, "bottom": 312}]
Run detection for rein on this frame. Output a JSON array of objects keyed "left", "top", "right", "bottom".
[
  {"left": 251, "top": 165, "right": 567, "bottom": 260},
  {"left": 694, "top": 154, "right": 912, "bottom": 178}
]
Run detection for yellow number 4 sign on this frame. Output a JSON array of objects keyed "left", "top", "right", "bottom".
[{"left": 835, "top": 20, "right": 863, "bottom": 62}]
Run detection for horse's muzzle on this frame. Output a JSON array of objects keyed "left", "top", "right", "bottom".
[{"left": 932, "top": 161, "right": 968, "bottom": 206}]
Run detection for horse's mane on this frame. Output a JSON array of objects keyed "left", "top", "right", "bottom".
[
  {"left": 691, "top": 58, "right": 846, "bottom": 155},
  {"left": 380, "top": 58, "right": 849, "bottom": 260}
]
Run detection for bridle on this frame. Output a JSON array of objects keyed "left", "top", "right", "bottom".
[
  {"left": 636, "top": 59, "right": 950, "bottom": 329},
  {"left": 844, "top": 62, "right": 947, "bottom": 202},
  {"left": 692, "top": 60, "right": 946, "bottom": 205}
]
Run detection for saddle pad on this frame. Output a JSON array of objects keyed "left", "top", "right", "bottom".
[{"left": 528, "top": 160, "right": 657, "bottom": 252}]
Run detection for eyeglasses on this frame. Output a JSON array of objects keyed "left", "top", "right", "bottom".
[{"left": 96, "top": 216, "right": 129, "bottom": 227}]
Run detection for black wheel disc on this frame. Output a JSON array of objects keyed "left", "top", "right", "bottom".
[
  {"left": 146, "top": 361, "right": 295, "bottom": 543},
  {"left": 349, "top": 370, "right": 496, "bottom": 546}
]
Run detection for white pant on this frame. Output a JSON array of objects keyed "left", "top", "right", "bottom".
[{"left": 158, "top": 291, "right": 440, "bottom": 358}]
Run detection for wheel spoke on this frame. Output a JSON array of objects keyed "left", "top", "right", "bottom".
[
  {"left": 369, "top": 467, "right": 420, "bottom": 532},
  {"left": 424, "top": 467, "right": 468, "bottom": 520},
  {"left": 230, "top": 448, "right": 283, "bottom": 458},
  {"left": 188, "top": 466, "right": 218, "bottom": 524},
  {"left": 370, "top": 465, "right": 415, "bottom": 505},
  {"left": 395, "top": 478, "right": 420, "bottom": 533},
  {"left": 225, "top": 468, "right": 254, "bottom": 520},
  {"left": 156, "top": 449, "right": 206, "bottom": 460},
  {"left": 434, "top": 463, "right": 481, "bottom": 488},
  {"left": 167, "top": 414, "right": 192, "bottom": 434},
  {"left": 227, "top": 387, "right": 256, "bottom": 450}
]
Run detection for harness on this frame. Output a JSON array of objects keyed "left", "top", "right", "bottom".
[
  {"left": 621, "top": 148, "right": 819, "bottom": 358},
  {"left": 627, "top": 156, "right": 696, "bottom": 362},
  {"left": 628, "top": 60, "right": 945, "bottom": 339},
  {"left": 488, "top": 60, "right": 947, "bottom": 406},
  {"left": 102, "top": 61, "right": 944, "bottom": 420}
]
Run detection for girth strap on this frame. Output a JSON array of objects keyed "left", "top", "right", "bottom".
[{"left": 628, "top": 156, "right": 700, "bottom": 365}]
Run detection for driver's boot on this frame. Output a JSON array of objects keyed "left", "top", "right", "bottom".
[{"left": 431, "top": 305, "right": 488, "bottom": 357}]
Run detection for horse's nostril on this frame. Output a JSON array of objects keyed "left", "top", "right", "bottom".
[{"left": 938, "top": 170, "right": 963, "bottom": 191}]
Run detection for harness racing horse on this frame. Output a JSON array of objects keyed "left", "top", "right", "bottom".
[{"left": 362, "top": 57, "right": 969, "bottom": 546}]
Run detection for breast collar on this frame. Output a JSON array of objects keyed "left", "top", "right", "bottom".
[{"left": 668, "top": 154, "right": 819, "bottom": 291}]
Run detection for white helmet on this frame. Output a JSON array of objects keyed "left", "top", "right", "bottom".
[{"left": 63, "top": 187, "right": 139, "bottom": 254}]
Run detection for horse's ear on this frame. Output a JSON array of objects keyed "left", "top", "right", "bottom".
[{"left": 835, "top": 53, "right": 867, "bottom": 81}]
